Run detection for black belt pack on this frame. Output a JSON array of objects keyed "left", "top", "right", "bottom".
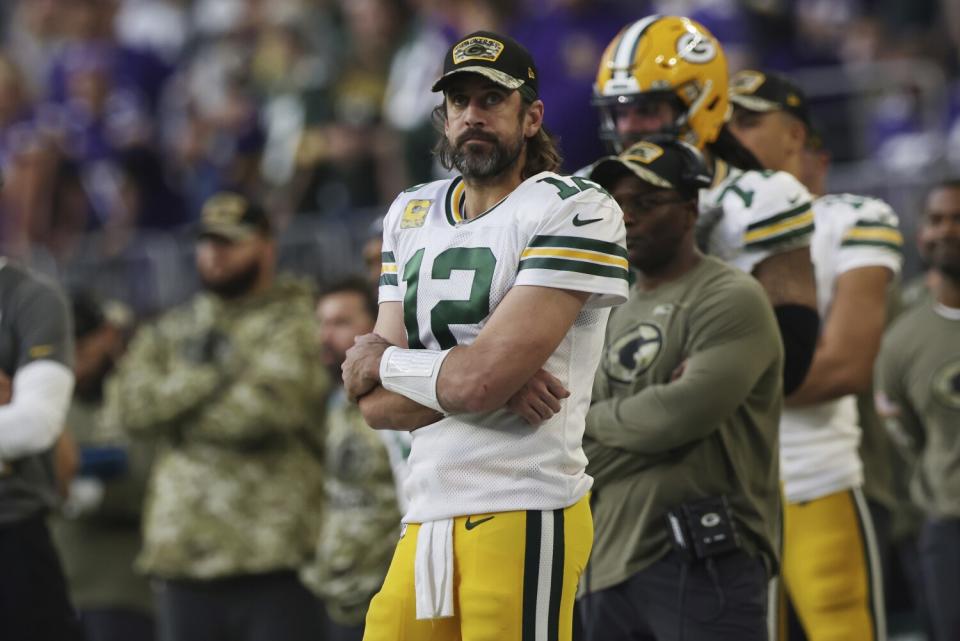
[{"left": 665, "top": 494, "right": 742, "bottom": 561}]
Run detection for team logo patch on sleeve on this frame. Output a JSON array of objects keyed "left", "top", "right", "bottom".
[
  {"left": 932, "top": 360, "right": 960, "bottom": 410},
  {"left": 29, "top": 344, "right": 54, "bottom": 359},
  {"left": 401, "top": 200, "right": 432, "bottom": 229},
  {"left": 452, "top": 36, "right": 504, "bottom": 64},
  {"left": 604, "top": 323, "right": 663, "bottom": 384}
]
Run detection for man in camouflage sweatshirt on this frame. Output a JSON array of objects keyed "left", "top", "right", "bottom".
[
  {"left": 103, "top": 193, "right": 329, "bottom": 641},
  {"left": 301, "top": 277, "right": 409, "bottom": 641}
]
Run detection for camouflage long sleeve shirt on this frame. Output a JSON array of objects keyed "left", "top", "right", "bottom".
[
  {"left": 102, "top": 278, "right": 328, "bottom": 580},
  {"left": 301, "top": 389, "right": 403, "bottom": 625}
]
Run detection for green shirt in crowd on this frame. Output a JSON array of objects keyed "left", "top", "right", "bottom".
[
  {"left": 875, "top": 301, "right": 960, "bottom": 519},
  {"left": 857, "top": 277, "right": 928, "bottom": 540},
  {"left": 102, "top": 278, "right": 329, "bottom": 580},
  {"left": 583, "top": 256, "right": 783, "bottom": 593}
]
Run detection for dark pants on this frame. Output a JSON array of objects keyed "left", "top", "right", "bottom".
[
  {"left": 154, "top": 571, "right": 324, "bottom": 641},
  {"left": 918, "top": 518, "right": 960, "bottom": 641},
  {"left": 80, "top": 608, "right": 155, "bottom": 641},
  {"left": 317, "top": 600, "right": 365, "bottom": 641},
  {"left": 0, "top": 514, "right": 82, "bottom": 641},
  {"left": 579, "top": 551, "right": 769, "bottom": 641}
]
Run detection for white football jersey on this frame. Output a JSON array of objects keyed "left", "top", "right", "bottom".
[
  {"left": 698, "top": 163, "right": 816, "bottom": 274},
  {"left": 780, "top": 193, "right": 903, "bottom": 503},
  {"left": 379, "top": 172, "right": 629, "bottom": 523}
]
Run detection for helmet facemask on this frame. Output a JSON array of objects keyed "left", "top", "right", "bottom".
[{"left": 593, "top": 89, "right": 698, "bottom": 153}]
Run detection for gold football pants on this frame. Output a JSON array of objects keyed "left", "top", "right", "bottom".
[
  {"left": 363, "top": 494, "right": 592, "bottom": 641},
  {"left": 779, "top": 488, "right": 886, "bottom": 641}
]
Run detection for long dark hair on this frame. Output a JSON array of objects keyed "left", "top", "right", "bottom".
[{"left": 431, "top": 98, "right": 563, "bottom": 179}]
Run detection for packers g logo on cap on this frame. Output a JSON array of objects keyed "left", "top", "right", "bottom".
[
  {"left": 452, "top": 36, "right": 504, "bottom": 65},
  {"left": 623, "top": 141, "right": 665, "bottom": 165},
  {"left": 731, "top": 70, "right": 766, "bottom": 95},
  {"left": 203, "top": 193, "right": 247, "bottom": 225}
]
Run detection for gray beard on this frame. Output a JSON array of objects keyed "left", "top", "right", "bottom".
[{"left": 452, "top": 134, "right": 524, "bottom": 181}]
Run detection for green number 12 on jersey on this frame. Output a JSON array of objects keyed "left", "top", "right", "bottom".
[{"left": 402, "top": 247, "right": 496, "bottom": 350}]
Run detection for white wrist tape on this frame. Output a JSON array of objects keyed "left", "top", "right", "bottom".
[{"left": 379, "top": 346, "right": 451, "bottom": 413}]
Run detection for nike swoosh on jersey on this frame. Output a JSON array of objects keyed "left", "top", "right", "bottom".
[
  {"left": 572, "top": 213, "right": 603, "bottom": 226},
  {"left": 464, "top": 515, "right": 495, "bottom": 530}
]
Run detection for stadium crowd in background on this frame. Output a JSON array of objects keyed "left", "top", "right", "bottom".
[
  {"left": 0, "top": 2, "right": 959, "bottom": 641},
  {"left": 0, "top": 0, "right": 959, "bottom": 287}
]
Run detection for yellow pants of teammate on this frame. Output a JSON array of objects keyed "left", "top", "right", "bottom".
[
  {"left": 363, "top": 494, "right": 593, "bottom": 641},
  {"left": 780, "top": 488, "right": 885, "bottom": 641}
]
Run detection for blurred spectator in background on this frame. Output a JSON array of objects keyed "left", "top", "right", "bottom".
[
  {"left": 0, "top": 52, "right": 54, "bottom": 256},
  {"left": 900, "top": 186, "right": 944, "bottom": 310},
  {"left": 162, "top": 25, "right": 265, "bottom": 219},
  {"left": 875, "top": 178, "right": 960, "bottom": 641},
  {"left": 380, "top": 3, "right": 448, "bottom": 187},
  {"left": 101, "top": 192, "right": 329, "bottom": 641},
  {"left": 4, "top": 0, "right": 65, "bottom": 98},
  {"left": 2, "top": 0, "right": 960, "bottom": 340},
  {"left": 302, "top": 277, "right": 409, "bottom": 641},
  {"left": 0, "top": 250, "right": 80, "bottom": 640},
  {"left": 51, "top": 290, "right": 156, "bottom": 641},
  {"left": 291, "top": 0, "right": 410, "bottom": 215}
]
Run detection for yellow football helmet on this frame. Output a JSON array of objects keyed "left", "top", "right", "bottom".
[{"left": 594, "top": 15, "right": 730, "bottom": 151}]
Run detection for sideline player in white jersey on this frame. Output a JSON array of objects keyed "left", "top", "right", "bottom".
[
  {"left": 590, "top": 16, "right": 820, "bottom": 395},
  {"left": 729, "top": 70, "right": 902, "bottom": 641},
  {"left": 341, "top": 31, "right": 629, "bottom": 641}
]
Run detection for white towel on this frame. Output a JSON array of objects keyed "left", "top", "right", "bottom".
[{"left": 414, "top": 518, "right": 455, "bottom": 620}]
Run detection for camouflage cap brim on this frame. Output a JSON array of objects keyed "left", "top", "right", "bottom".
[
  {"left": 729, "top": 93, "right": 781, "bottom": 113},
  {"left": 431, "top": 66, "right": 525, "bottom": 92},
  {"left": 589, "top": 156, "right": 676, "bottom": 192},
  {"left": 197, "top": 223, "right": 258, "bottom": 242}
]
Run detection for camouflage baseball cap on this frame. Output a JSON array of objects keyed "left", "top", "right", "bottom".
[
  {"left": 729, "top": 69, "right": 811, "bottom": 128},
  {"left": 198, "top": 192, "right": 271, "bottom": 241},
  {"left": 431, "top": 31, "right": 539, "bottom": 101},
  {"left": 588, "top": 138, "right": 712, "bottom": 199}
]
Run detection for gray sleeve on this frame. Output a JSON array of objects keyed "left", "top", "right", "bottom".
[
  {"left": 874, "top": 329, "right": 925, "bottom": 457},
  {"left": 13, "top": 277, "right": 74, "bottom": 370}
]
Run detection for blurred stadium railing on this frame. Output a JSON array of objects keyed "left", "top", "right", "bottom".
[{"left": 8, "top": 209, "right": 379, "bottom": 318}]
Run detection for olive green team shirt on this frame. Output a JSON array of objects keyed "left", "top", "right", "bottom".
[
  {"left": 875, "top": 301, "right": 960, "bottom": 518},
  {"left": 583, "top": 256, "right": 783, "bottom": 593}
]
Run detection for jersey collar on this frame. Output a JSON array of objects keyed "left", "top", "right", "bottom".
[{"left": 444, "top": 176, "right": 467, "bottom": 226}]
